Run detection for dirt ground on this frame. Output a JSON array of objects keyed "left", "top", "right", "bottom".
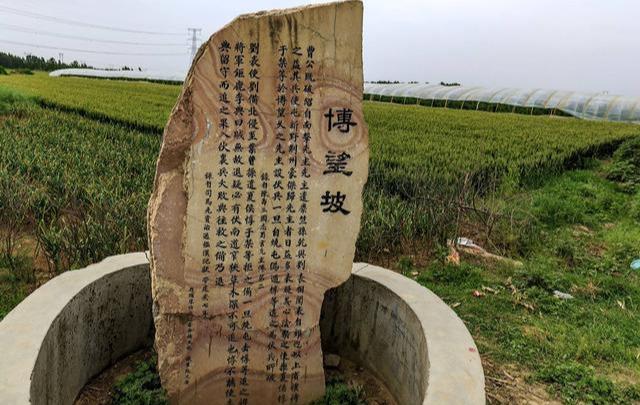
[
  {"left": 483, "top": 357, "right": 560, "bottom": 405},
  {"left": 80, "top": 350, "right": 562, "bottom": 404},
  {"left": 324, "top": 355, "right": 398, "bottom": 405},
  {"left": 74, "top": 350, "right": 152, "bottom": 405},
  {"left": 75, "top": 349, "right": 398, "bottom": 405}
]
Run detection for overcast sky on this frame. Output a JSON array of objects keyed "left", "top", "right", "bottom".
[{"left": 1, "top": 0, "right": 639, "bottom": 96}]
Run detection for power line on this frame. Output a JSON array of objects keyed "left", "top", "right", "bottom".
[
  {"left": 0, "top": 5, "right": 184, "bottom": 36},
  {"left": 0, "top": 40, "right": 187, "bottom": 56},
  {"left": 0, "top": 23, "right": 187, "bottom": 46}
]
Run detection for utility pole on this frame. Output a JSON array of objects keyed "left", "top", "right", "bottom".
[
  {"left": 58, "top": 52, "right": 64, "bottom": 64},
  {"left": 188, "top": 28, "right": 202, "bottom": 61}
]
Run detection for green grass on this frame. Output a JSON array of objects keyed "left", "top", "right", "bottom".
[
  {"left": 414, "top": 162, "right": 640, "bottom": 403},
  {"left": 606, "top": 136, "right": 640, "bottom": 193},
  {"left": 0, "top": 274, "right": 30, "bottom": 321}
]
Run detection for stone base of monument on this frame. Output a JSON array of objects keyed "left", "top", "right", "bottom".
[{"left": 0, "top": 253, "right": 485, "bottom": 405}]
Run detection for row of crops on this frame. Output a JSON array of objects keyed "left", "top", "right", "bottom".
[
  {"left": 0, "top": 72, "right": 178, "bottom": 132},
  {"left": 0, "top": 100, "right": 158, "bottom": 275},
  {"left": 0, "top": 74, "right": 638, "bottom": 273}
]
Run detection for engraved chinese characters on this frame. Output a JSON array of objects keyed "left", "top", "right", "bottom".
[{"left": 147, "top": 2, "right": 368, "bottom": 404}]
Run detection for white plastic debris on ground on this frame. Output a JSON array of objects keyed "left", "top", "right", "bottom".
[
  {"left": 553, "top": 290, "right": 575, "bottom": 300},
  {"left": 456, "top": 237, "right": 481, "bottom": 249},
  {"left": 49, "top": 69, "right": 186, "bottom": 83},
  {"left": 451, "top": 237, "right": 524, "bottom": 268}
]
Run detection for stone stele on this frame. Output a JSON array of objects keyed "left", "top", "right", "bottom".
[{"left": 147, "top": 1, "right": 368, "bottom": 404}]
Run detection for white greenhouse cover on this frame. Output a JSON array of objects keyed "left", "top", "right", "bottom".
[
  {"left": 49, "top": 68, "right": 186, "bottom": 83},
  {"left": 364, "top": 83, "right": 640, "bottom": 123}
]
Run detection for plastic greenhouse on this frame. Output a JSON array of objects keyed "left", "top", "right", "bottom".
[
  {"left": 48, "top": 69, "right": 640, "bottom": 124},
  {"left": 364, "top": 83, "right": 640, "bottom": 123},
  {"left": 50, "top": 69, "right": 185, "bottom": 84}
]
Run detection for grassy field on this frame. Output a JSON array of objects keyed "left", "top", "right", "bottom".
[{"left": 1, "top": 74, "right": 640, "bottom": 403}]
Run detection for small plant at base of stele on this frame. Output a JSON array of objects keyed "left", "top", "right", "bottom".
[
  {"left": 112, "top": 357, "right": 366, "bottom": 405},
  {"left": 311, "top": 377, "right": 367, "bottom": 405},
  {"left": 111, "top": 356, "right": 168, "bottom": 405}
]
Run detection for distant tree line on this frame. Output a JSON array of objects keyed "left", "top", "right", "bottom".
[{"left": 0, "top": 51, "right": 91, "bottom": 71}]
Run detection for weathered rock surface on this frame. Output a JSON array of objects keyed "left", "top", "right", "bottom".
[{"left": 147, "top": 1, "right": 368, "bottom": 404}]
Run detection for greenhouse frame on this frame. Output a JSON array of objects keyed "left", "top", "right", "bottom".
[{"left": 364, "top": 83, "right": 640, "bottom": 123}]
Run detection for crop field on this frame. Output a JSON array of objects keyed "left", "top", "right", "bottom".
[
  {"left": 0, "top": 72, "right": 178, "bottom": 131},
  {"left": 1, "top": 74, "right": 640, "bottom": 403},
  {"left": 0, "top": 98, "right": 157, "bottom": 276},
  {"left": 1, "top": 73, "right": 638, "bottom": 255}
]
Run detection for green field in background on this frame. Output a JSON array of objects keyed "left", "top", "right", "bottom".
[{"left": 2, "top": 73, "right": 638, "bottom": 254}]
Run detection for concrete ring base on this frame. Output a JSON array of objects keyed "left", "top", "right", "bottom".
[{"left": 0, "top": 253, "right": 485, "bottom": 405}]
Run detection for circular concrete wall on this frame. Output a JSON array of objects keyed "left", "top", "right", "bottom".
[
  {"left": 321, "top": 263, "right": 485, "bottom": 404},
  {"left": 0, "top": 253, "right": 484, "bottom": 405}
]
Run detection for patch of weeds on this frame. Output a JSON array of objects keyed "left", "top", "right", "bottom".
[
  {"left": 529, "top": 172, "right": 626, "bottom": 229},
  {"left": 594, "top": 276, "right": 636, "bottom": 300},
  {"left": 512, "top": 256, "right": 570, "bottom": 292},
  {"left": 397, "top": 255, "right": 414, "bottom": 276},
  {"left": 547, "top": 229, "right": 605, "bottom": 274},
  {"left": 535, "top": 362, "right": 640, "bottom": 404},
  {"left": 490, "top": 212, "right": 540, "bottom": 258},
  {"left": 0, "top": 167, "right": 34, "bottom": 280},
  {"left": 0, "top": 279, "right": 29, "bottom": 321},
  {"left": 584, "top": 220, "right": 640, "bottom": 277},
  {"left": 312, "top": 377, "right": 366, "bottom": 405},
  {"left": 432, "top": 243, "right": 450, "bottom": 263},
  {"left": 0, "top": 66, "right": 7, "bottom": 75},
  {"left": 0, "top": 253, "right": 34, "bottom": 284},
  {"left": 606, "top": 137, "right": 640, "bottom": 193},
  {"left": 419, "top": 262, "right": 485, "bottom": 286},
  {"left": 0, "top": 87, "right": 31, "bottom": 114},
  {"left": 111, "top": 355, "right": 168, "bottom": 405},
  {"left": 630, "top": 192, "right": 640, "bottom": 222}
]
